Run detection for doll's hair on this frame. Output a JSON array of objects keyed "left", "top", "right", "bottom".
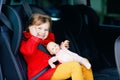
[{"left": 25, "top": 13, "right": 52, "bottom": 32}]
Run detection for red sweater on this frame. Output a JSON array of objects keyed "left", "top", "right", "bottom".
[{"left": 20, "top": 32, "right": 57, "bottom": 80}]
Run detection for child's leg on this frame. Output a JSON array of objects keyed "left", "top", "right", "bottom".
[
  {"left": 81, "top": 65, "right": 94, "bottom": 80},
  {"left": 50, "top": 61, "right": 84, "bottom": 80}
]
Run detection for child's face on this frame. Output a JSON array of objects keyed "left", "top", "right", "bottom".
[
  {"left": 35, "top": 22, "right": 50, "bottom": 39},
  {"left": 47, "top": 42, "right": 60, "bottom": 55}
]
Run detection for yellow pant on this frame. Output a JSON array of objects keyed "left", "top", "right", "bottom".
[{"left": 51, "top": 61, "right": 94, "bottom": 80}]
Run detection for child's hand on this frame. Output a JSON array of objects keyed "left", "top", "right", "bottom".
[
  {"left": 29, "top": 26, "right": 38, "bottom": 37},
  {"left": 61, "top": 40, "right": 69, "bottom": 49}
]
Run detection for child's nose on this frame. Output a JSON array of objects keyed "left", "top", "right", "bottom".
[{"left": 39, "top": 30, "right": 45, "bottom": 34}]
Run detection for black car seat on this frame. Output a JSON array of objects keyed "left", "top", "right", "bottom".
[
  {"left": 10, "top": 4, "right": 47, "bottom": 30},
  {"left": 0, "top": 64, "right": 3, "bottom": 80},
  {"left": 0, "top": 0, "right": 52, "bottom": 80},
  {"left": 52, "top": 4, "right": 120, "bottom": 80},
  {"left": 52, "top": 4, "right": 102, "bottom": 71},
  {"left": 9, "top": 1, "right": 51, "bottom": 80},
  {"left": 114, "top": 35, "right": 120, "bottom": 77},
  {"left": 0, "top": 0, "right": 4, "bottom": 79},
  {"left": 0, "top": 5, "right": 23, "bottom": 80}
]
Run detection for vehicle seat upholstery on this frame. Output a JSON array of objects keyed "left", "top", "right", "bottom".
[
  {"left": 0, "top": 64, "right": 3, "bottom": 80},
  {"left": 114, "top": 35, "right": 120, "bottom": 77},
  {"left": 52, "top": 4, "right": 120, "bottom": 80},
  {"left": 0, "top": 3, "right": 51, "bottom": 80},
  {"left": 52, "top": 4, "right": 102, "bottom": 71},
  {"left": 10, "top": 4, "right": 50, "bottom": 80},
  {"left": 10, "top": 4, "right": 48, "bottom": 30},
  {"left": 0, "top": 5, "right": 24, "bottom": 80}
]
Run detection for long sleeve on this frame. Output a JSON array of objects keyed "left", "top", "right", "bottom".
[{"left": 20, "top": 35, "right": 42, "bottom": 56}]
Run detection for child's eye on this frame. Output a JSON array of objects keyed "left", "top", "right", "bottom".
[
  {"left": 38, "top": 27, "right": 41, "bottom": 30},
  {"left": 45, "top": 29, "right": 49, "bottom": 31}
]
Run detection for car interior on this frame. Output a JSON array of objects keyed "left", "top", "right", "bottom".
[{"left": 0, "top": 0, "right": 120, "bottom": 80}]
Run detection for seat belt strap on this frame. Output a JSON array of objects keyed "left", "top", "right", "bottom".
[{"left": 31, "top": 66, "right": 51, "bottom": 80}]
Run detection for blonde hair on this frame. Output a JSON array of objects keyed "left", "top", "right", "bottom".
[{"left": 25, "top": 13, "right": 52, "bottom": 31}]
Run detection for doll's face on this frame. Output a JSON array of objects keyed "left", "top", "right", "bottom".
[{"left": 47, "top": 42, "right": 60, "bottom": 55}]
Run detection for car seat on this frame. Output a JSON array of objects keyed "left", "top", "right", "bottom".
[
  {"left": 114, "top": 35, "right": 120, "bottom": 77},
  {"left": 0, "top": 0, "right": 52, "bottom": 80},
  {"left": 10, "top": 4, "right": 47, "bottom": 30},
  {"left": 9, "top": 1, "right": 51, "bottom": 80},
  {"left": 0, "top": 5, "right": 23, "bottom": 80},
  {"left": 52, "top": 4, "right": 120, "bottom": 80},
  {"left": 52, "top": 4, "right": 102, "bottom": 71},
  {"left": 0, "top": 64, "right": 3, "bottom": 80}
]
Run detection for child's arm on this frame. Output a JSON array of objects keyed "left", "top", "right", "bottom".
[
  {"left": 20, "top": 32, "right": 42, "bottom": 56},
  {"left": 48, "top": 56, "right": 57, "bottom": 68}
]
